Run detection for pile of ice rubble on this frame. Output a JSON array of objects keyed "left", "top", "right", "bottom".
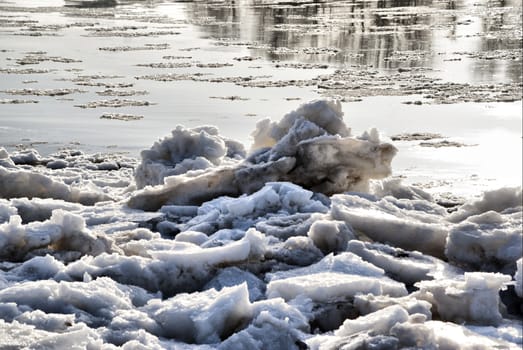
[{"left": 0, "top": 100, "right": 521, "bottom": 349}]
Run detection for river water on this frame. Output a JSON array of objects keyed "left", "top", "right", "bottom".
[{"left": 0, "top": 0, "right": 521, "bottom": 197}]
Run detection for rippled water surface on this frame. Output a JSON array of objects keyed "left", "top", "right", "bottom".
[{"left": 0, "top": 0, "right": 521, "bottom": 195}]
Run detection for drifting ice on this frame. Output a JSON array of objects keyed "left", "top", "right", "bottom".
[
  {"left": 128, "top": 100, "right": 397, "bottom": 211},
  {"left": 0, "top": 100, "right": 521, "bottom": 349}
]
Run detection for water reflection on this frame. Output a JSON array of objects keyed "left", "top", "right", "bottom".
[{"left": 182, "top": 0, "right": 522, "bottom": 81}]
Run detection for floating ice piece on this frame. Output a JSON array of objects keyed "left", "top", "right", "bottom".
[
  {"left": 0, "top": 148, "right": 16, "bottom": 168},
  {"left": 78, "top": 204, "right": 163, "bottom": 229},
  {"left": 0, "top": 167, "right": 111, "bottom": 205},
  {"left": 9, "top": 149, "right": 46, "bottom": 166},
  {"left": 255, "top": 212, "right": 314, "bottom": 240},
  {"left": 267, "top": 252, "right": 385, "bottom": 282},
  {"left": 118, "top": 235, "right": 184, "bottom": 258},
  {"left": 174, "top": 230, "right": 209, "bottom": 245},
  {"left": 0, "top": 277, "right": 155, "bottom": 328},
  {"left": 307, "top": 219, "right": 354, "bottom": 254},
  {"left": 415, "top": 272, "right": 511, "bottom": 326},
  {"left": 306, "top": 305, "right": 409, "bottom": 350},
  {"left": 0, "top": 149, "right": 139, "bottom": 205},
  {"left": 135, "top": 125, "right": 245, "bottom": 188},
  {"left": 265, "top": 235, "right": 324, "bottom": 266},
  {"left": 267, "top": 254, "right": 407, "bottom": 302},
  {"left": 13, "top": 310, "right": 75, "bottom": 332},
  {"left": 219, "top": 297, "right": 309, "bottom": 350},
  {"left": 276, "top": 131, "right": 395, "bottom": 194},
  {"left": 348, "top": 240, "right": 462, "bottom": 285},
  {"left": 149, "top": 228, "right": 264, "bottom": 267},
  {"left": 446, "top": 210, "right": 522, "bottom": 273},
  {"left": 218, "top": 313, "right": 306, "bottom": 350},
  {"left": 466, "top": 319, "right": 523, "bottom": 347},
  {"left": 370, "top": 178, "right": 433, "bottom": 201},
  {"left": 128, "top": 100, "right": 396, "bottom": 211},
  {"left": 200, "top": 182, "right": 322, "bottom": 218},
  {"left": 0, "top": 319, "right": 103, "bottom": 349},
  {"left": 252, "top": 297, "right": 311, "bottom": 333},
  {"left": 104, "top": 310, "right": 168, "bottom": 348},
  {"left": 243, "top": 118, "right": 396, "bottom": 195},
  {"left": 0, "top": 257, "right": 65, "bottom": 289},
  {"left": 61, "top": 253, "right": 163, "bottom": 293},
  {"left": 10, "top": 197, "right": 82, "bottom": 223},
  {"left": 270, "top": 255, "right": 409, "bottom": 333},
  {"left": 161, "top": 205, "right": 199, "bottom": 218},
  {"left": 335, "top": 305, "right": 409, "bottom": 337},
  {"left": 390, "top": 319, "right": 521, "bottom": 349},
  {"left": 261, "top": 118, "right": 328, "bottom": 162},
  {"left": 9, "top": 255, "right": 65, "bottom": 281},
  {"left": 62, "top": 229, "right": 265, "bottom": 296},
  {"left": 448, "top": 187, "right": 522, "bottom": 223},
  {"left": 250, "top": 99, "right": 349, "bottom": 151},
  {"left": 354, "top": 293, "right": 432, "bottom": 319},
  {"left": 204, "top": 267, "right": 266, "bottom": 302},
  {"left": 0, "top": 210, "right": 112, "bottom": 261},
  {"left": 313, "top": 334, "right": 401, "bottom": 350},
  {"left": 46, "top": 159, "right": 68, "bottom": 169},
  {"left": 267, "top": 272, "right": 407, "bottom": 302},
  {"left": 155, "top": 182, "right": 326, "bottom": 236},
  {"left": 128, "top": 166, "right": 238, "bottom": 211},
  {"left": 331, "top": 193, "right": 449, "bottom": 258},
  {"left": 144, "top": 283, "right": 252, "bottom": 344}
]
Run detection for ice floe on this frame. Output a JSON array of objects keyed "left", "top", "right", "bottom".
[
  {"left": 0, "top": 99, "right": 521, "bottom": 348},
  {"left": 128, "top": 100, "right": 396, "bottom": 211},
  {"left": 331, "top": 192, "right": 449, "bottom": 258}
]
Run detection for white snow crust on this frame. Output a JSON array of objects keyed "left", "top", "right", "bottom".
[{"left": 0, "top": 100, "right": 521, "bottom": 349}]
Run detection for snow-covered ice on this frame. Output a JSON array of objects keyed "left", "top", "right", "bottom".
[
  {"left": 0, "top": 100, "right": 521, "bottom": 349},
  {"left": 127, "top": 100, "right": 397, "bottom": 211},
  {"left": 331, "top": 192, "right": 450, "bottom": 258}
]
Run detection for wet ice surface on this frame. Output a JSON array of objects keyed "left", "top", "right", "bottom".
[{"left": 0, "top": 0, "right": 522, "bottom": 348}]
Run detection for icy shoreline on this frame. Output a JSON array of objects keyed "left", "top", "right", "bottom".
[{"left": 0, "top": 100, "right": 522, "bottom": 349}]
